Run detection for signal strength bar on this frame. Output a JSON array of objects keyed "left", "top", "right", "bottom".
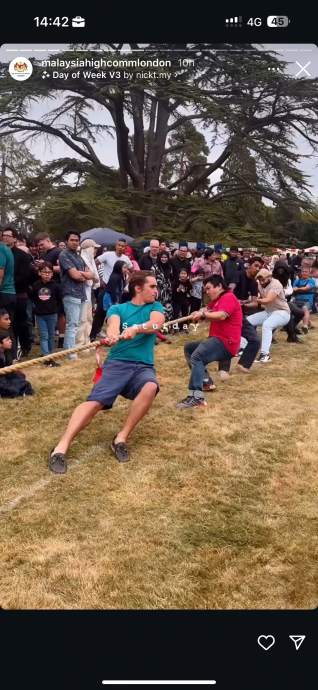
[{"left": 225, "top": 16, "right": 243, "bottom": 27}]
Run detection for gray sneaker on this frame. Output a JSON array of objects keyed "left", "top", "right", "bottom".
[{"left": 176, "top": 396, "right": 207, "bottom": 409}]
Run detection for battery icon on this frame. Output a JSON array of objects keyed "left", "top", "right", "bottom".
[{"left": 267, "top": 16, "right": 289, "bottom": 27}]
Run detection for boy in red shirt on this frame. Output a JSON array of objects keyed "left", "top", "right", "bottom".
[{"left": 177, "top": 275, "right": 242, "bottom": 408}]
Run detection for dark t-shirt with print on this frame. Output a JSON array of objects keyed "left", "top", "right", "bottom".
[{"left": 33, "top": 279, "right": 63, "bottom": 315}]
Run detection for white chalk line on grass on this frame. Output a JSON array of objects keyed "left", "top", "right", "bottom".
[{"left": 0, "top": 445, "right": 103, "bottom": 515}]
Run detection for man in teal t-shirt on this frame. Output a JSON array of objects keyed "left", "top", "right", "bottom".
[
  {"left": 49, "top": 271, "right": 165, "bottom": 472},
  {"left": 0, "top": 243, "right": 16, "bottom": 359},
  {"left": 106, "top": 300, "right": 163, "bottom": 366},
  {"left": 0, "top": 243, "right": 15, "bottom": 295}
]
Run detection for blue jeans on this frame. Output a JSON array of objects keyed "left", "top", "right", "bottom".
[
  {"left": 63, "top": 296, "right": 84, "bottom": 356},
  {"left": 184, "top": 337, "right": 233, "bottom": 398},
  {"left": 26, "top": 296, "right": 35, "bottom": 341},
  {"left": 37, "top": 314, "right": 58, "bottom": 356}
]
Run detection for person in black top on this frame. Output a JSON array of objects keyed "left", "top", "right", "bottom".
[
  {"left": 0, "top": 329, "right": 34, "bottom": 398},
  {"left": 204, "top": 257, "right": 264, "bottom": 388},
  {"left": 290, "top": 251, "right": 303, "bottom": 282},
  {"left": 223, "top": 246, "right": 244, "bottom": 290},
  {"left": 32, "top": 262, "right": 63, "bottom": 367},
  {"left": 103, "top": 260, "right": 128, "bottom": 309},
  {"left": 35, "top": 232, "right": 62, "bottom": 280},
  {"left": 172, "top": 268, "right": 191, "bottom": 334},
  {"left": 2, "top": 226, "right": 31, "bottom": 357},
  {"left": 139, "top": 240, "right": 160, "bottom": 270},
  {"left": 35, "top": 232, "right": 66, "bottom": 348},
  {"left": 171, "top": 246, "right": 192, "bottom": 280}
]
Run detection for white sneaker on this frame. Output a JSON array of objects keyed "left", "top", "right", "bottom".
[{"left": 254, "top": 353, "right": 271, "bottom": 363}]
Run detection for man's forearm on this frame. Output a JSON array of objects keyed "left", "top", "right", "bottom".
[
  {"left": 201, "top": 310, "right": 226, "bottom": 322},
  {"left": 75, "top": 272, "right": 87, "bottom": 282},
  {"left": 106, "top": 324, "right": 120, "bottom": 337},
  {"left": 134, "top": 319, "right": 165, "bottom": 334}
]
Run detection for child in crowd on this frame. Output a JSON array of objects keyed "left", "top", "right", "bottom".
[
  {"left": 172, "top": 268, "right": 191, "bottom": 334},
  {"left": 0, "top": 308, "right": 14, "bottom": 366},
  {"left": 0, "top": 330, "right": 34, "bottom": 398},
  {"left": 32, "top": 262, "right": 63, "bottom": 367},
  {"left": 190, "top": 267, "right": 204, "bottom": 313}
]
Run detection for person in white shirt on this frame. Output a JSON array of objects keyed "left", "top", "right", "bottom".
[
  {"left": 95, "top": 239, "right": 133, "bottom": 286},
  {"left": 90, "top": 239, "right": 133, "bottom": 340}
]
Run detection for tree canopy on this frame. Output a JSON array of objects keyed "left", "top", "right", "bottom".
[{"left": 1, "top": 43, "right": 318, "bottom": 244}]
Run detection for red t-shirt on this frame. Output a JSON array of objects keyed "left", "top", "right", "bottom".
[{"left": 208, "top": 292, "right": 243, "bottom": 355}]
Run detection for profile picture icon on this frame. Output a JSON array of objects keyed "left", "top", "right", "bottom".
[{"left": 9, "top": 56, "right": 33, "bottom": 81}]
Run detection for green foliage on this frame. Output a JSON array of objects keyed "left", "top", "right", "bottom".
[{"left": 1, "top": 43, "right": 318, "bottom": 245}]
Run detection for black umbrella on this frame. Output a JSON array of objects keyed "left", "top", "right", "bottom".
[{"left": 80, "top": 228, "right": 134, "bottom": 246}]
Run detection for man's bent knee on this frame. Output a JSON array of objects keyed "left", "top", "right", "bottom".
[
  {"left": 140, "top": 382, "right": 158, "bottom": 396},
  {"left": 81, "top": 401, "right": 104, "bottom": 414}
]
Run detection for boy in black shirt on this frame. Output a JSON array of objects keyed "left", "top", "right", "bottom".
[{"left": 32, "top": 262, "right": 63, "bottom": 367}]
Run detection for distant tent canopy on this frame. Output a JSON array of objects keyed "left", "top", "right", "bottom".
[
  {"left": 305, "top": 246, "right": 318, "bottom": 253},
  {"left": 80, "top": 228, "right": 134, "bottom": 246}
]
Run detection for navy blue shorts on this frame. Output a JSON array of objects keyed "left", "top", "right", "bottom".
[{"left": 86, "top": 359, "right": 159, "bottom": 409}]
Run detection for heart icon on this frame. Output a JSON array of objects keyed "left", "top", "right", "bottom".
[{"left": 258, "top": 635, "right": 275, "bottom": 650}]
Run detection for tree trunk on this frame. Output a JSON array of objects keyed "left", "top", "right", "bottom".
[{"left": 125, "top": 213, "right": 153, "bottom": 238}]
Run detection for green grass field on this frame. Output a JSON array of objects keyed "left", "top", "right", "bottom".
[{"left": 0, "top": 324, "right": 318, "bottom": 609}]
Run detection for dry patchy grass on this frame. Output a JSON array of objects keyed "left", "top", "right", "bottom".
[{"left": 0, "top": 324, "right": 318, "bottom": 609}]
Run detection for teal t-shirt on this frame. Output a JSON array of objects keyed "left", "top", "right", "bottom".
[
  {"left": 106, "top": 300, "right": 165, "bottom": 365},
  {"left": 0, "top": 244, "right": 15, "bottom": 295}
]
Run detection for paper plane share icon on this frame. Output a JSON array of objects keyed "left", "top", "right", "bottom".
[{"left": 289, "top": 635, "right": 306, "bottom": 650}]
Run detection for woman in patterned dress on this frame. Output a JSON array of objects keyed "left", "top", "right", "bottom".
[{"left": 152, "top": 251, "right": 174, "bottom": 322}]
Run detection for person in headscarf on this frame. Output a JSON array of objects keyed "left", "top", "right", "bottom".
[
  {"left": 124, "top": 247, "right": 140, "bottom": 270},
  {"left": 151, "top": 250, "right": 174, "bottom": 323},
  {"left": 76, "top": 240, "right": 100, "bottom": 350}
]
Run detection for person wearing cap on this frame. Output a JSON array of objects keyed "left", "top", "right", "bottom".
[
  {"left": 75, "top": 240, "right": 100, "bottom": 350},
  {"left": 223, "top": 246, "right": 244, "bottom": 290},
  {"left": 246, "top": 268, "right": 291, "bottom": 363}
]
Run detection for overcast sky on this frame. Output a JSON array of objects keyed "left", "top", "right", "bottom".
[{"left": 1, "top": 43, "right": 318, "bottom": 201}]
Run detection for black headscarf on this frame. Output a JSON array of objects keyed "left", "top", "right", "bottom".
[{"left": 157, "top": 250, "right": 172, "bottom": 278}]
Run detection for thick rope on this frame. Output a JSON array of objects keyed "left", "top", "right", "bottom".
[
  {"left": 0, "top": 313, "right": 198, "bottom": 376},
  {"left": 0, "top": 341, "right": 102, "bottom": 375}
]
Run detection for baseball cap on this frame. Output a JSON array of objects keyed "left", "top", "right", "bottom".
[
  {"left": 81, "top": 239, "right": 101, "bottom": 249},
  {"left": 257, "top": 268, "right": 271, "bottom": 279}
]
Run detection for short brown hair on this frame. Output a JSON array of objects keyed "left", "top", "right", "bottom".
[
  {"left": 128, "top": 271, "right": 153, "bottom": 297},
  {"left": 35, "top": 232, "right": 50, "bottom": 242}
]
